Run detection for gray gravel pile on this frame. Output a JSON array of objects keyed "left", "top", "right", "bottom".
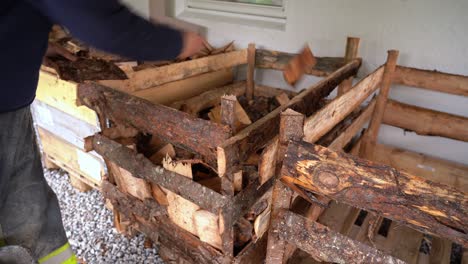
[{"left": 43, "top": 168, "right": 165, "bottom": 264}]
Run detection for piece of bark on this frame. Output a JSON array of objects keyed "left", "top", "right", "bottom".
[
  {"left": 281, "top": 141, "right": 468, "bottom": 247},
  {"left": 235, "top": 218, "right": 253, "bottom": 249},
  {"left": 283, "top": 45, "right": 317, "bottom": 86}
]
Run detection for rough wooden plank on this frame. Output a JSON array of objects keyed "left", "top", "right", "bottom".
[
  {"left": 131, "top": 69, "right": 233, "bottom": 106},
  {"left": 360, "top": 50, "right": 399, "bottom": 158},
  {"left": 275, "top": 210, "right": 405, "bottom": 264},
  {"left": 254, "top": 84, "right": 297, "bottom": 98},
  {"left": 371, "top": 143, "right": 468, "bottom": 193},
  {"left": 383, "top": 99, "right": 468, "bottom": 142},
  {"left": 92, "top": 134, "right": 228, "bottom": 213},
  {"left": 393, "top": 66, "right": 468, "bottom": 97},
  {"left": 328, "top": 99, "right": 376, "bottom": 150},
  {"left": 256, "top": 49, "right": 346, "bottom": 77},
  {"left": 303, "top": 65, "right": 384, "bottom": 143},
  {"left": 79, "top": 83, "right": 231, "bottom": 167},
  {"left": 338, "top": 37, "right": 361, "bottom": 95},
  {"left": 98, "top": 49, "right": 247, "bottom": 92},
  {"left": 36, "top": 71, "right": 98, "bottom": 125},
  {"left": 281, "top": 141, "right": 468, "bottom": 247},
  {"left": 218, "top": 59, "right": 361, "bottom": 176},
  {"left": 38, "top": 127, "right": 104, "bottom": 185}
]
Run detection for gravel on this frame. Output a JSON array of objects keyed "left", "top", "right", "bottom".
[{"left": 43, "top": 168, "right": 165, "bottom": 264}]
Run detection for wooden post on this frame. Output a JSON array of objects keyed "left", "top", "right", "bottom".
[
  {"left": 338, "top": 37, "right": 361, "bottom": 96},
  {"left": 246, "top": 43, "right": 256, "bottom": 101},
  {"left": 281, "top": 141, "right": 468, "bottom": 247},
  {"left": 360, "top": 50, "right": 399, "bottom": 158},
  {"left": 265, "top": 109, "right": 304, "bottom": 264}
]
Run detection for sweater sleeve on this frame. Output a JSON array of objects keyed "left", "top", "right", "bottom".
[{"left": 29, "top": 0, "right": 183, "bottom": 61}]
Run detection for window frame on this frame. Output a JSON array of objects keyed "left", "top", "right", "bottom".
[{"left": 185, "top": 0, "right": 287, "bottom": 19}]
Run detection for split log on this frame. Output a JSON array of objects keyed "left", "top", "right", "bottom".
[
  {"left": 108, "top": 160, "right": 153, "bottom": 201},
  {"left": 338, "top": 37, "right": 361, "bottom": 95},
  {"left": 393, "top": 66, "right": 468, "bottom": 97},
  {"left": 256, "top": 49, "right": 346, "bottom": 77},
  {"left": 149, "top": 143, "right": 176, "bottom": 165},
  {"left": 221, "top": 95, "right": 252, "bottom": 133},
  {"left": 273, "top": 210, "right": 406, "bottom": 264},
  {"left": 102, "top": 181, "right": 227, "bottom": 264},
  {"left": 174, "top": 81, "right": 246, "bottom": 114},
  {"left": 281, "top": 141, "right": 468, "bottom": 247},
  {"left": 217, "top": 59, "right": 361, "bottom": 176},
  {"left": 283, "top": 45, "right": 317, "bottom": 86},
  {"left": 98, "top": 49, "right": 247, "bottom": 92},
  {"left": 78, "top": 83, "right": 231, "bottom": 167},
  {"left": 275, "top": 93, "right": 290, "bottom": 106},
  {"left": 382, "top": 99, "right": 468, "bottom": 142},
  {"left": 258, "top": 138, "right": 279, "bottom": 185},
  {"left": 91, "top": 134, "right": 228, "bottom": 213},
  {"left": 303, "top": 65, "right": 384, "bottom": 143}
]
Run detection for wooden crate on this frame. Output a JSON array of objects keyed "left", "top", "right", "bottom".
[
  {"left": 265, "top": 50, "right": 468, "bottom": 264},
  {"left": 79, "top": 38, "right": 362, "bottom": 263},
  {"left": 34, "top": 46, "right": 235, "bottom": 189}
]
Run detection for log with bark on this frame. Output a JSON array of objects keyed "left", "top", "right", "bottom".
[{"left": 281, "top": 140, "right": 468, "bottom": 247}]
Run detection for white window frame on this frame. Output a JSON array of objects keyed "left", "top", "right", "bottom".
[{"left": 185, "top": 0, "right": 287, "bottom": 20}]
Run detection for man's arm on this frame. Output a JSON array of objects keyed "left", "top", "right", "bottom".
[{"left": 30, "top": 0, "right": 202, "bottom": 61}]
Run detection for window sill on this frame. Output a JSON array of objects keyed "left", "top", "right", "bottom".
[{"left": 177, "top": 8, "right": 286, "bottom": 31}]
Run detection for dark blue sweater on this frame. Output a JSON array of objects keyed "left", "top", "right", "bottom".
[{"left": 1, "top": 0, "right": 183, "bottom": 113}]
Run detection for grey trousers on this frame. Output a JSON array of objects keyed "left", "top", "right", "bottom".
[{"left": 0, "top": 106, "right": 68, "bottom": 261}]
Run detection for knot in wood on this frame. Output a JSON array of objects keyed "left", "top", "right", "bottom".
[{"left": 313, "top": 167, "right": 340, "bottom": 193}]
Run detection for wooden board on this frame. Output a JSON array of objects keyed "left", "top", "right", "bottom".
[
  {"left": 31, "top": 100, "right": 100, "bottom": 151},
  {"left": 131, "top": 69, "right": 233, "bottom": 106},
  {"left": 37, "top": 127, "right": 104, "bottom": 185},
  {"left": 36, "top": 71, "right": 98, "bottom": 125},
  {"left": 98, "top": 50, "right": 247, "bottom": 92}
]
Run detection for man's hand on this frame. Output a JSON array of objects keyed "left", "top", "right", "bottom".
[
  {"left": 45, "top": 42, "right": 78, "bottom": 61},
  {"left": 178, "top": 32, "right": 205, "bottom": 59}
]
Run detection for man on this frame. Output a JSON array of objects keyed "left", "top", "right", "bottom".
[{"left": 0, "top": 0, "right": 204, "bottom": 263}]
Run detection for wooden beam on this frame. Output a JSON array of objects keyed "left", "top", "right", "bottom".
[
  {"left": 338, "top": 37, "right": 361, "bottom": 95},
  {"left": 281, "top": 141, "right": 468, "bottom": 247},
  {"left": 78, "top": 83, "right": 231, "bottom": 167},
  {"left": 274, "top": 210, "right": 405, "bottom": 264},
  {"left": 246, "top": 43, "right": 256, "bottom": 100},
  {"left": 328, "top": 99, "right": 376, "bottom": 150},
  {"left": 371, "top": 143, "right": 468, "bottom": 192},
  {"left": 303, "top": 65, "right": 385, "bottom": 143},
  {"left": 217, "top": 59, "right": 361, "bottom": 176},
  {"left": 393, "top": 66, "right": 468, "bottom": 97},
  {"left": 383, "top": 99, "right": 468, "bottom": 142},
  {"left": 360, "top": 50, "right": 399, "bottom": 158},
  {"left": 98, "top": 49, "right": 247, "bottom": 92},
  {"left": 92, "top": 134, "right": 228, "bottom": 213},
  {"left": 256, "top": 49, "right": 348, "bottom": 77}
]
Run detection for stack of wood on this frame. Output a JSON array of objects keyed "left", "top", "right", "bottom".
[
  {"left": 77, "top": 37, "right": 361, "bottom": 263},
  {"left": 34, "top": 26, "right": 237, "bottom": 191}
]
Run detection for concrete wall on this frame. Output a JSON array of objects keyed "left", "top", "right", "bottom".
[{"left": 131, "top": 0, "right": 468, "bottom": 165}]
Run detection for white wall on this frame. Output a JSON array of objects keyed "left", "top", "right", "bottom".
[
  {"left": 121, "top": 0, "right": 150, "bottom": 18},
  {"left": 145, "top": 0, "right": 468, "bottom": 165}
]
